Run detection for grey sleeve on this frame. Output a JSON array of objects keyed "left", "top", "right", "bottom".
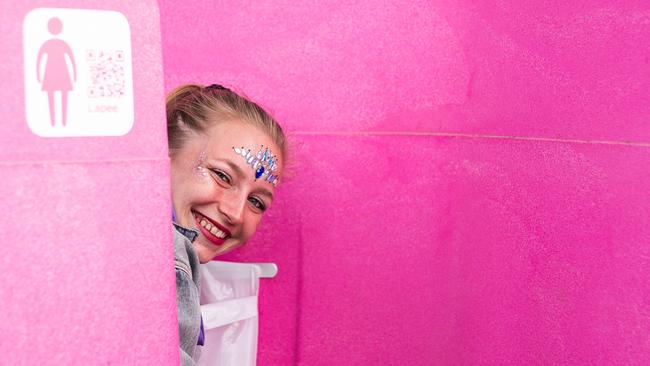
[
  {"left": 180, "top": 350, "right": 197, "bottom": 366},
  {"left": 176, "top": 268, "right": 201, "bottom": 366}
]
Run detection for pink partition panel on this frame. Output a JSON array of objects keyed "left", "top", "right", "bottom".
[
  {"left": 159, "top": 1, "right": 650, "bottom": 365},
  {"left": 294, "top": 136, "right": 650, "bottom": 365},
  {"left": 0, "top": 1, "right": 177, "bottom": 364},
  {"left": 160, "top": 1, "right": 650, "bottom": 142}
]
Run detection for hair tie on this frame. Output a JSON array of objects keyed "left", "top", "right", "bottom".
[{"left": 205, "top": 84, "right": 229, "bottom": 92}]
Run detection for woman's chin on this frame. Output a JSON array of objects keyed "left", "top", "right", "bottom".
[{"left": 194, "top": 238, "right": 231, "bottom": 263}]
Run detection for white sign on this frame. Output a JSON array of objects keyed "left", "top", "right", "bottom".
[{"left": 23, "top": 8, "right": 134, "bottom": 137}]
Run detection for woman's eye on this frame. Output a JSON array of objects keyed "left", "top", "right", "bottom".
[
  {"left": 248, "top": 196, "right": 266, "bottom": 211},
  {"left": 211, "top": 169, "right": 231, "bottom": 184}
]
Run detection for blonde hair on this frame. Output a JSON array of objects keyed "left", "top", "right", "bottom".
[{"left": 166, "top": 84, "right": 287, "bottom": 162}]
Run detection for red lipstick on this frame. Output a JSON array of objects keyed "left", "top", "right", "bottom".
[{"left": 192, "top": 210, "right": 231, "bottom": 246}]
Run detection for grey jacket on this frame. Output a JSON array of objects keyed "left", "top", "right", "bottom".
[{"left": 173, "top": 223, "right": 202, "bottom": 365}]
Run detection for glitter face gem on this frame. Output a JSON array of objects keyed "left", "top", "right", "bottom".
[
  {"left": 233, "top": 145, "right": 279, "bottom": 186},
  {"left": 193, "top": 150, "right": 209, "bottom": 179}
]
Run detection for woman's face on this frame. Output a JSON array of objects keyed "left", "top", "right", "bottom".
[{"left": 170, "top": 120, "right": 283, "bottom": 263}]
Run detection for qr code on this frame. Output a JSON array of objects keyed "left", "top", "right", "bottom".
[{"left": 85, "top": 49, "right": 126, "bottom": 98}]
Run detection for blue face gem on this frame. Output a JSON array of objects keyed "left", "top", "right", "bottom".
[
  {"left": 255, "top": 166, "right": 265, "bottom": 179},
  {"left": 233, "top": 145, "right": 279, "bottom": 186}
]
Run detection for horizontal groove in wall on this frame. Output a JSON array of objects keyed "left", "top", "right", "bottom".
[
  {"left": 0, "top": 157, "right": 169, "bottom": 166},
  {"left": 290, "top": 131, "right": 650, "bottom": 148}
]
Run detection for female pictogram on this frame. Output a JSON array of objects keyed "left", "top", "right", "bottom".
[{"left": 36, "top": 17, "right": 77, "bottom": 126}]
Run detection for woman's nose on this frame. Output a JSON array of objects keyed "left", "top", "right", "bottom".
[{"left": 218, "top": 190, "right": 246, "bottom": 225}]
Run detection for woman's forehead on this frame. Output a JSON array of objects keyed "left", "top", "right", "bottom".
[{"left": 204, "top": 122, "right": 280, "bottom": 159}]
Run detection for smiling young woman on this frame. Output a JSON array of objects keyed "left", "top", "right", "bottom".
[{"left": 166, "top": 84, "right": 286, "bottom": 365}]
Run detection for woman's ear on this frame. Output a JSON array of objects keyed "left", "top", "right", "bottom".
[{"left": 176, "top": 115, "right": 188, "bottom": 131}]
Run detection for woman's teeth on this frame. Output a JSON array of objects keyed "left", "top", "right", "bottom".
[{"left": 200, "top": 219, "right": 227, "bottom": 239}]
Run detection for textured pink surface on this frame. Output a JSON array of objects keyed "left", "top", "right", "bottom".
[
  {"left": 160, "top": 1, "right": 650, "bottom": 142},
  {"left": 0, "top": 0, "right": 635, "bottom": 364},
  {"left": 1, "top": 162, "right": 176, "bottom": 364},
  {"left": 1, "top": 0, "right": 177, "bottom": 364},
  {"left": 294, "top": 136, "right": 650, "bottom": 365},
  {"left": 159, "top": 1, "right": 650, "bottom": 365}
]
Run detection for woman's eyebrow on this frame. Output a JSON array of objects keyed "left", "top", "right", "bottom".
[
  {"left": 217, "top": 159, "right": 276, "bottom": 200},
  {"left": 256, "top": 188, "right": 274, "bottom": 202},
  {"left": 216, "top": 159, "right": 245, "bottom": 178}
]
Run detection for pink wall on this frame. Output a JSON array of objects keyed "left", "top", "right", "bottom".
[
  {"left": 2, "top": 0, "right": 647, "bottom": 365},
  {"left": 160, "top": 1, "right": 650, "bottom": 365},
  {"left": 1, "top": 0, "right": 177, "bottom": 364}
]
